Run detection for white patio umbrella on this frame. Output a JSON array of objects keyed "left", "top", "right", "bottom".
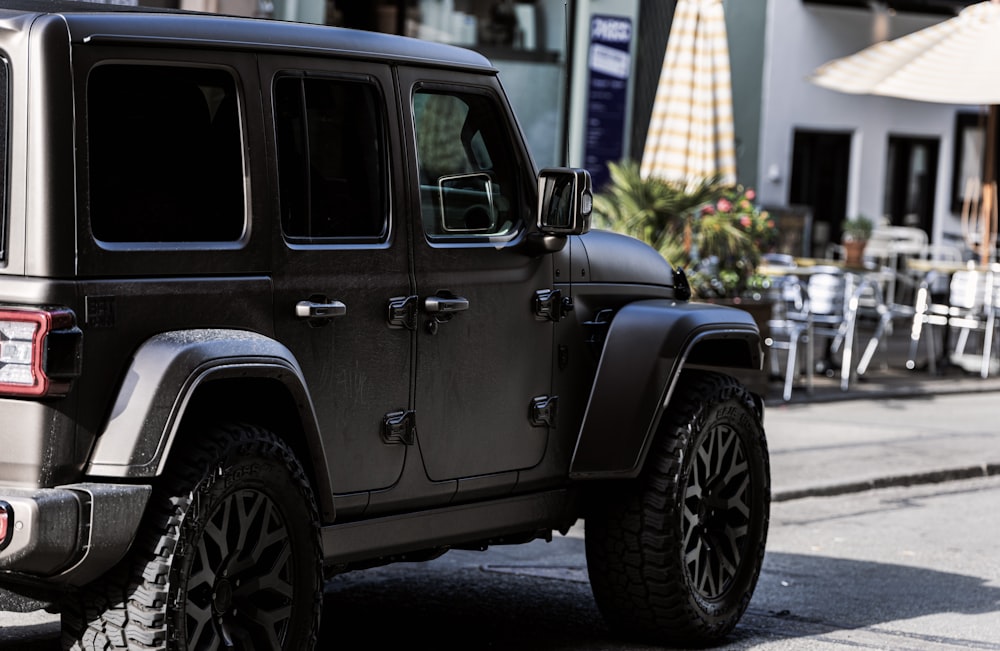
[
  {"left": 640, "top": 0, "right": 736, "bottom": 187},
  {"left": 809, "top": 0, "right": 1000, "bottom": 265}
]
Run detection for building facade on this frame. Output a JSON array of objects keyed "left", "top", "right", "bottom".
[
  {"left": 748, "top": 0, "right": 981, "bottom": 255},
  {"left": 83, "top": 0, "right": 983, "bottom": 257}
]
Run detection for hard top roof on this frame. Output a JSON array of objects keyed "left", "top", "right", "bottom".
[{"left": 0, "top": 0, "right": 495, "bottom": 72}]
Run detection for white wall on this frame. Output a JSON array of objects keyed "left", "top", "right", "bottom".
[{"left": 759, "top": 0, "right": 971, "bottom": 244}]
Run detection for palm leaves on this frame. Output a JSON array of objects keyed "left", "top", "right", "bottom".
[
  {"left": 592, "top": 160, "right": 771, "bottom": 298},
  {"left": 592, "top": 160, "right": 727, "bottom": 265}
]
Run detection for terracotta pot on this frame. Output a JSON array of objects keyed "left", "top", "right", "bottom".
[{"left": 843, "top": 239, "right": 866, "bottom": 267}]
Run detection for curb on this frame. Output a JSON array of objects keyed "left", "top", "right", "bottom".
[
  {"left": 772, "top": 463, "right": 1000, "bottom": 502},
  {"left": 763, "top": 379, "right": 1000, "bottom": 407}
]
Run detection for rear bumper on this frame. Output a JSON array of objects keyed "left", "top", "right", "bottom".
[{"left": 0, "top": 483, "right": 150, "bottom": 589}]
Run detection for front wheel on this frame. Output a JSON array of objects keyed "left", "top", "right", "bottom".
[
  {"left": 62, "top": 423, "right": 323, "bottom": 651},
  {"left": 585, "top": 371, "right": 770, "bottom": 647}
]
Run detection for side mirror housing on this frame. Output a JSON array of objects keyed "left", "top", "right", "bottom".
[{"left": 537, "top": 168, "right": 593, "bottom": 236}]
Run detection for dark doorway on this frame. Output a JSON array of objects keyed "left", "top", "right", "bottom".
[
  {"left": 789, "top": 130, "right": 851, "bottom": 257},
  {"left": 884, "top": 135, "right": 939, "bottom": 234}
]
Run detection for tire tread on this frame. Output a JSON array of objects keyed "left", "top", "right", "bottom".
[
  {"left": 62, "top": 423, "right": 322, "bottom": 651},
  {"left": 585, "top": 371, "right": 770, "bottom": 646}
]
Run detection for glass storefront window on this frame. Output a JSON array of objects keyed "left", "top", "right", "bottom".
[{"left": 328, "top": 0, "right": 569, "bottom": 169}]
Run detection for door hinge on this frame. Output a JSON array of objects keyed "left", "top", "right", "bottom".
[
  {"left": 534, "top": 289, "right": 573, "bottom": 322},
  {"left": 382, "top": 410, "right": 416, "bottom": 445},
  {"left": 530, "top": 395, "right": 558, "bottom": 428},
  {"left": 387, "top": 296, "right": 419, "bottom": 330}
]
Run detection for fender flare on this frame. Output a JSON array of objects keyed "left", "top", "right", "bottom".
[
  {"left": 86, "top": 329, "right": 326, "bottom": 484},
  {"left": 569, "top": 300, "right": 762, "bottom": 480}
]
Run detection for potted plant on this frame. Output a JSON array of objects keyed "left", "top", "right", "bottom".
[
  {"left": 685, "top": 185, "right": 778, "bottom": 301},
  {"left": 841, "top": 214, "right": 874, "bottom": 267},
  {"left": 592, "top": 161, "right": 778, "bottom": 301}
]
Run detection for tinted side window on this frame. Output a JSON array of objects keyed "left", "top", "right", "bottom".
[
  {"left": 274, "top": 76, "right": 387, "bottom": 242},
  {"left": 88, "top": 65, "right": 244, "bottom": 243},
  {"left": 413, "top": 90, "right": 518, "bottom": 239}
]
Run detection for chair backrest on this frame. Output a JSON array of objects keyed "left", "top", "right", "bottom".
[
  {"left": 918, "top": 243, "right": 965, "bottom": 263},
  {"left": 807, "top": 271, "right": 847, "bottom": 316},
  {"left": 949, "top": 270, "right": 989, "bottom": 310},
  {"left": 867, "top": 226, "right": 930, "bottom": 267},
  {"left": 864, "top": 230, "right": 895, "bottom": 263},
  {"left": 763, "top": 252, "right": 796, "bottom": 268},
  {"left": 784, "top": 277, "right": 805, "bottom": 307},
  {"left": 767, "top": 274, "right": 807, "bottom": 321}
]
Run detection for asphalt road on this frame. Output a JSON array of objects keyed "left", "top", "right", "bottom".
[
  {"left": 732, "top": 475, "right": 1000, "bottom": 650},
  {"left": 322, "top": 477, "right": 1000, "bottom": 651},
  {"left": 2, "top": 458, "right": 999, "bottom": 650},
  {"left": 324, "top": 476, "right": 1000, "bottom": 651}
]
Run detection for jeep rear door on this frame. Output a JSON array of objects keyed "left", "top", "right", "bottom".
[
  {"left": 398, "top": 68, "right": 554, "bottom": 487},
  {"left": 262, "top": 57, "right": 411, "bottom": 513}
]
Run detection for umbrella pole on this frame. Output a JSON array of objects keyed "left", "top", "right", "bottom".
[{"left": 983, "top": 105, "right": 998, "bottom": 266}]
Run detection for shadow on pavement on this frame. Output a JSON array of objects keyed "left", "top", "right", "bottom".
[
  {"left": 754, "top": 551, "right": 1000, "bottom": 643},
  {"left": 320, "top": 560, "right": 618, "bottom": 650}
]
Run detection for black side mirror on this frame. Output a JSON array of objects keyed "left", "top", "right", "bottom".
[{"left": 537, "top": 168, "right": 592, "bottom": 236}]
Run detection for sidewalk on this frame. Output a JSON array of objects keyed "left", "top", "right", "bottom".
[
  {"left": 757, "top": 316, "right": 1000, "bottom": 501},
  {"left": 760, "top": 312, "right": 1000, "bottom": 406}
]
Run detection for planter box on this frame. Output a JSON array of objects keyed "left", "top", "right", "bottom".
[{"left": 696, "top": 296, "right": 773, "bottom": 398}]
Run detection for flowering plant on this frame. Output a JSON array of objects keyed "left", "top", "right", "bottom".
[
  {"left": 687, "top": 186, "right": 777, "bottom": 299},
  {"left": 591, "top": 162, "right": 777, "bottom": 299}
]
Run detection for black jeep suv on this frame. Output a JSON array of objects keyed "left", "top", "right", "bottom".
[{"left": 0, "top": 2, "right": 769, "bottom": 649}]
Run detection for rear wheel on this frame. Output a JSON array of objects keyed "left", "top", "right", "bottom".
[
  {"left": 585, "top": 371, "right": 770, "bottom": 646},
  {"left": 62, "top": 423, "right": 322, "bottom": 651}
]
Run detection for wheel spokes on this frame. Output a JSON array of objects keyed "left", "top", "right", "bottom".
[
  {"left": 185, "top": 488, "right": 295, "bottom": 650},
  {"left": 682, "top": 424, "right": 754, "bottom": 600}
]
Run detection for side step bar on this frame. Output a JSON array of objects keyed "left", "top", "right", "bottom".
[{"left": 321, "top": 489, "right": 577, "bottom": 565}]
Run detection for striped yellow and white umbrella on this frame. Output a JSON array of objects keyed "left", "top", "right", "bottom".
[
  {"left": 640, "top": 0, "right": 736, "bottom": 186},
  {"left": 810, "top": 0, "right": 1000, "bottom": 264}
]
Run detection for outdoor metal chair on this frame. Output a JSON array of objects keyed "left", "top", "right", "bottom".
[
  {"left": 766, "top": 274, "right": 813, "bottom": 401},
  {"left": 907, "top": 268, "right": 1000, "bottom": 378},
  {"left": 809, "top": 267, "right": 864, "bottom": 391},
  {"left": 850, "top": 270, "right": 896, "bottom": 377}
]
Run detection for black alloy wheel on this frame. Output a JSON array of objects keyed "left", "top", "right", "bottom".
[
  {"left": 585, "top": 371, "right": 770, "bottom": 647},
  {"left": 62, "top": 423, "right": 323, "bottom": 651},
  {"left": 682, "top": 419, "right": 754, "bottom": 601}
]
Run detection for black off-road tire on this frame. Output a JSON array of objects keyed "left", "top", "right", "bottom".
[
  {"left": 61, "top": 423, "right": 323, "bottom": 651},
  {"left": 585, "top": 371, "right": 770, "bottom": 647}
]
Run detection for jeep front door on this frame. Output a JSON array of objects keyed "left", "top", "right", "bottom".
[{"left": 400, "top": 73, "right": 554, "bottom": 483}]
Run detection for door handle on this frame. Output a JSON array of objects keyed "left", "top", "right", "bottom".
[
  {"left": 424, "top": 294, "right": 469, "bottom": 314},
  {"left": 296, "top": 299, "right": 347, "bottom": 321},
  {"left": 422, "top": 291, "right": 469, "bottom": 335}
]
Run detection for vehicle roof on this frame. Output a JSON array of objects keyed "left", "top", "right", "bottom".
[{"left": 0, "top": 0, "right": 496, "bottom": 72}]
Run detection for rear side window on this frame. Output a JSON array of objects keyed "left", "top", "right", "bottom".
[
  {"left": 274, "top": 76, "right": 388, "bottom": 242},
  {"left": 87, "top": 65, "right": 245, "bottom": 243}
]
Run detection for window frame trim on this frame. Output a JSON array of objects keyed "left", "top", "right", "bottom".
[
  {"left": 272, "top": 70, "right": 393, "bottom": 247},
  {"left": 84, "top": 59, "right": 251, "bottom": 249},
  {"left": 409, "top": 81, "right": 530, "bottom": 248}
]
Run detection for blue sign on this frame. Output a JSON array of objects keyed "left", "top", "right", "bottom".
[{"left": 584, "top": 15, "right": 632, "bottom": 191}]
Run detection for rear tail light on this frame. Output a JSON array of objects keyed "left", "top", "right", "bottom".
[
  {"left": 0, "top": 501, "right": 11, "bottom": 551},
  {"left": 0, "top": 309, "right": 81, "bottom": 397}
]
